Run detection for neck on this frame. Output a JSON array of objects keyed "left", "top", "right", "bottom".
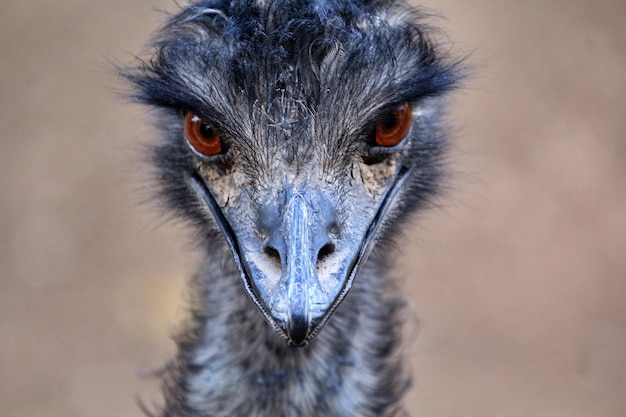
[{"left": 160, "top": 245, "right": 409, "bottom": 417}]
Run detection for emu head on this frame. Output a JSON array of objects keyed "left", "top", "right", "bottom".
[{"left": 125, "top": 0, "right": 459, "bottom": 346}]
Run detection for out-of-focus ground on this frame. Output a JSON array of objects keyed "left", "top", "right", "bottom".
[{"left": 1, "top": 1, "right": 625, "bottom": 416}]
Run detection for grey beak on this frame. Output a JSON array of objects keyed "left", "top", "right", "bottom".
[{"left": 260, "top": 189, "right": 338, "bottom": 346}]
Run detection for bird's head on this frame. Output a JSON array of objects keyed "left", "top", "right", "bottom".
[{"left": 124, "top": 0, "right": 460, "bottom": 346}]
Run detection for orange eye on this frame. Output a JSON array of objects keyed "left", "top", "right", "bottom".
[
  {"left": 375, "top": 102, "right": 412, "bottom": 147},
  {"left": 184, "top": 112, "right": 222, "bottom": 156}
]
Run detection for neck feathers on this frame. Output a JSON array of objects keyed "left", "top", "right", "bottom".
[{"left": 158, "top": 248, "right": 409, "bottom": 417}]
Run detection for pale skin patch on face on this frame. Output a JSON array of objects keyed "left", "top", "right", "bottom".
[
  {"left": 357, "top": 157, "right": 398, "bottom": 197},
  {"left": 246, "top": 251, "right": 281, "bottom": 290},
  {"left": 197, "top": 163, "right": 245, "bottom": 208}
]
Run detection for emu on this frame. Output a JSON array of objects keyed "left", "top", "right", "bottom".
[{"left": 123, "top": 0, "right": 461, "bottom": 415}]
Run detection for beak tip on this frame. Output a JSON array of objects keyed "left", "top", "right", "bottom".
[{"left": 285, "top": 313, "right": 311, "bottom": 347}]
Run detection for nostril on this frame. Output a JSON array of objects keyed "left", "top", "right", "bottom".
[
  {"left": 263, "top": 245, "right": 282, "bottom": 267},
  {"left": 317, "top": 243, "right": 336, "bottom": 265}
]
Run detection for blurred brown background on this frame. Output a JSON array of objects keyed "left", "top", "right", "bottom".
[{"left": 1, "top": 1, "right": 625, "bottom": 416}]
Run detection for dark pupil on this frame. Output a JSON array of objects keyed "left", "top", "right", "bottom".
[
  {"left": 199, "top": 123, "right": 214, "bottom": 138},
  {"left": 381, "top": 112, "right": 398, "bottom": 131}
]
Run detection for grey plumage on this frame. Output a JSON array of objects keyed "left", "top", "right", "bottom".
[{"left": 123, "top": 0, "right": 462, "bottom": 415}]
